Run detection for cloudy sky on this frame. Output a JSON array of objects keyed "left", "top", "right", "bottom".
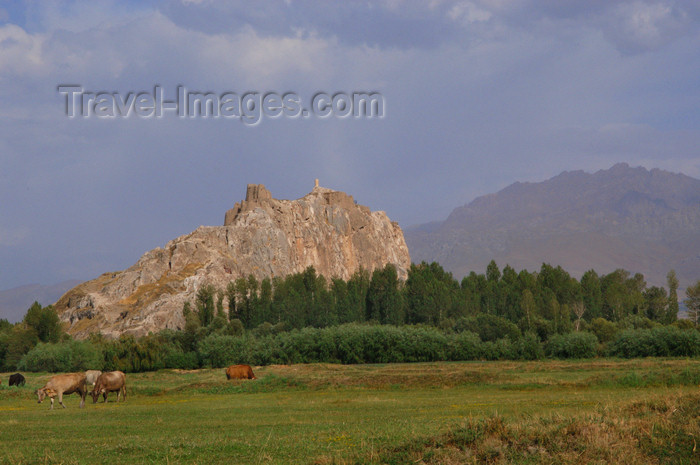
[{"left": 1, "top": 0, "right": 699, "bottom": 292}]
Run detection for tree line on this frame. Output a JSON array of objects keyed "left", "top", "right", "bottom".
[
  {"left": 188, "top": 261, "right": 686, "bottom": 335},
  {"left": 2, "top": 261, "right": 700, "bottom": 373}
]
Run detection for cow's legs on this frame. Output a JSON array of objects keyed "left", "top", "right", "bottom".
[
  {"left": 79, "top": 390, "right": 85, "bottom": 408},
  {"left": 58, "top": 393, "right": 66, "bottom": 409},
  {"left": 49, "top": 397, "right": 54, "bottom": 410}
]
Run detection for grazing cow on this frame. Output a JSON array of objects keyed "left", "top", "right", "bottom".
[
  {"left": 226, "top": 364, "right": 256, "bottom": 380},
  {"left": 35, "top": 373, "right": 87, "bottom": 409},
  {"left": 91, "top": 371, "right": 126, "bottom": 403},
  {"left": 9, "top": 373, "right": 26, "bottom": 387},
  {"left": 85, "top": 370, "right": 102, "bottom": 386}
]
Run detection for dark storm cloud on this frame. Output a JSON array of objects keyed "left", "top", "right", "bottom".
[{"left": 0, "top": 0, "right": 699, "bottom": 296}]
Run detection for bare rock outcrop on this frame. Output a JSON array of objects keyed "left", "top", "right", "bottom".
[{"left": 55, "top": 181, "right": 410, "bottom": 338}]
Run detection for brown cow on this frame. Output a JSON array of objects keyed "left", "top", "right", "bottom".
[
  {"left": 226, "top": 364, "right": 256, "bottom": 380},
  {"left": 91, "top": 371, "right": 126, "bottom": 403},
  {"left": 35, "top": 373, "right": 87, "bottom": 409}
]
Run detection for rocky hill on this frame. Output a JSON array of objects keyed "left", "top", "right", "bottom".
[
  {"left": 406, "top": 164, "right": 700, "bottom": 289},
  {"left": 55, "top": 181, "right": 410, "bottom": 338}
]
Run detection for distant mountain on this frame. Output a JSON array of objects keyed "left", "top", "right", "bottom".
[
  {"left": 405, "top": 163, "right": 700, "bottom": 289},
  {"left": 0, "top": 281, "right": 81, "bottom": 323}
]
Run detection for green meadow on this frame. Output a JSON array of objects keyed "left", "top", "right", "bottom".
[{"left": 1, "top": 359, "right": 699, "bottom": 464}]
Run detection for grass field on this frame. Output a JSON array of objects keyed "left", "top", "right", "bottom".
[{"left": 1, "top": 359, "right": 699, "bottom": 464}]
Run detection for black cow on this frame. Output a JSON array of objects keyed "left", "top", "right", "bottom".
[{"left": 9, "top": 373, "right": 26, "bottom": 387}]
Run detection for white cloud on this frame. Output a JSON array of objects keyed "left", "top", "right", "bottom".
[
  {"left": 448, "top": 1, "right": 493, "bottom": 24},
  {"left": 0, "top": 24, "right": 45, "bottom": 74},
  {"left": 604, "top": 1, "right": 692, "bottom": 52}
]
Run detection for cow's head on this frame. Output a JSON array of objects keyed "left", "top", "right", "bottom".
[
  {"left": 36, "top": 388, "right": 55, "bottom": 403},
  {"left": 90, "top": 388, "right": 104, "bottom": 403}
]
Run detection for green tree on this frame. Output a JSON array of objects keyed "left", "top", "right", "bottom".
[
  {"left": 460, "top": 272, "right": 485, "bottom": 315},
  {"left": 685, "top": 280, "right": 700, "bottom": 326},
  {"left": 537, "top": 264, "right": 580, "bottom": 307},
  {"left": 580, "top": 270, "right": 602, "bottom": 320},
  {"left": 195, "top": 285, "right": 216, "bottom": 327},
  {"left": 226, "top": 282, "right": 237, "bottom": 321},
  {"left": 215, "top": 290, "right": 225, "bottom": 319},
  {"left": 345, "top": 268, "right": 370, "bottom": 323},
  {"left": 483, "top": 260, "right": 501, "bottom": 314},
  {"left": 499, "top": 265, "right": 522, "bottom": 321},
  {"left": 3, "top": 326, "right": 39, "bottom": 370},
  {"left": 666, "top": 270, "right": 679, "bottom": 324},
  {"left": 23, "top": 302, "right": 63, "bottom": 343},
  {"left": 233, "top": 277, "right": 252, "bottom": 327},
  {"left": 255, "top": 277, "right": 273, "bottom": 325},
  {"left": 601, "top": 269, "right": 629, "bottom": 321},
  {"left": 405, "top": 262, "right": 459, "bottom": 325},
  {"left": 367, "top": 264, "right": 404, "bottom": 325},
  {"left": 643, "top": 286, "right": 668, "bottom": 322},
  {"left": 520, "top": 289, "right": 536, "bottom": 332}
]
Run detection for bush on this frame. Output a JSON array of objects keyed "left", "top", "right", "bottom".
[
  {"left": 455, "top": 314, "right": 520, "bottom": 342},
  {"left": 546, "top": 332, "right": 598, "bottom": 358},
  {"left": 514, "top": 332, "right": 545, "bottom": 360},
  {"left": 590, "top": 318, "right": 619, "bottom": 343},
  {"left": 197, "top": 334, "right": 249, "bottom": 367},
  {"left": 481, "top": 338, "right": 515, "bottom": 360},
  {"left": 18, "top": 340, "right": 103, "bottom": 372},
  {"left": 618, "top": 315, "right": 658, "bottom": 330},
  {"left": 608, "top": 326, "right": 700, "bottom": 358},
  {"left": 673, "top": 319, "right": 696, "bottom": 330},
  {"left": 447, "top": 331, "right": 482, "bottom": 361}
]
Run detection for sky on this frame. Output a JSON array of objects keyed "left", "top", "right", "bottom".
[{"left": 0, "top": 0, "right": 699, "bottom": 292}]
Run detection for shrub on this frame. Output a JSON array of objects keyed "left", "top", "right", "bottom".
[
  {"left": 618, "top": 315, "right": 658, "bottom": 330},
  {"left": 514, "top": 332, "right": 544, "bottom": 360},
  {"left": 673, "top": 319, "right": 696, "bottom": 330},
  {"left": 590, "top": 318, "right": 619, "bottom": 343},
  {"left": 481, "top": 339, "right": 515, "bottom": 360},
  {"left": 447, "top": 331, "right": 482, "bottom": 361},
  {"left": 546, "top": 332, "right": 598, "bottom": 358},
  {"left": 455, "top": 314, "right": 520, "bottom": 342},
  {"left": 197, "top": 334, "right": 249, "bottom": 367},
  {"left": 608, "top": 326, "right": 700, "bottom": 358},
  {"left": 18, "top": 340, "right": 103, "bottom": 372}
]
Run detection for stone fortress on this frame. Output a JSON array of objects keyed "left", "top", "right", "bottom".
[{"left": 55, "top": 181, "right": 411, "bottom": 338}]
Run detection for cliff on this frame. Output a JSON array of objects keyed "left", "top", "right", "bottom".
[{"left": 55, "top": 181, "right": 410, "bottom": 338}]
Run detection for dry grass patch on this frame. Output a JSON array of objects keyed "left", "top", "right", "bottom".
[{"left": 370, "top": 392, "right": 700, "bottom": 465}]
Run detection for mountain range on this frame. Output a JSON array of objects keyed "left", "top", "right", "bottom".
[
  {"left": 3, "top": 164, "right": 699, "bottom": 325},
  {"left": 0, "top": 281, "right": 80, "bottom": 323},
  {"left": 405, "top": 163, "right": 700, "bottom": 289}
]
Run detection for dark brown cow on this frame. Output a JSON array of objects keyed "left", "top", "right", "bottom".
[
  {"left": 226, "top": 364, "right": 256, "bottom": 380},
  {"left": 35, "top": 373, "right": 87, "bottom": 409},
  {"left": 9, "top": 373, "right": 26, "bottom": 386},
  {"left": 90, "top": 371, "right": 126, "bottom": 403}
]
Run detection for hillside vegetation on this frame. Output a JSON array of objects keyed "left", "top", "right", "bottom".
[{"left": 2, "top": 260, "right": 699, "bottom": 374}]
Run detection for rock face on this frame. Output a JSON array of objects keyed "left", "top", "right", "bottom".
[{"left": 56, "top": 182, "right": 410, "bottom": 339}]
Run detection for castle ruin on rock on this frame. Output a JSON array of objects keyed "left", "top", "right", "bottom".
[{"left": 54, "top": 181, "right": 411, "bottom": 338}]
